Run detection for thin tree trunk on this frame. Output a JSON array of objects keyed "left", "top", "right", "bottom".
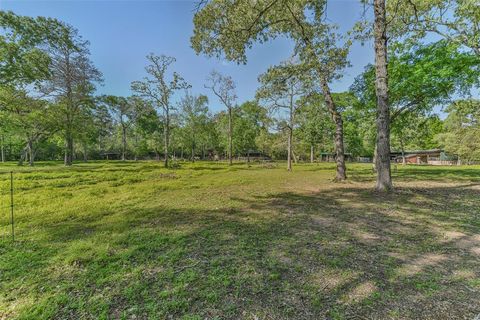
[
  {"left": 192, "top": 145, "right": 195, "bottom": 162},
  {"left": 69, "top": 137, "right": 74, "bottom": 165},
  {"left": 292, "top": 150, "right": 298, "bottom": 164},
  {"left": 164, "top": 109, "right": 169, "bottom": 168},
  {"left": 1, "top": 135, "right": 5, "bottom": 163},
  {"left": 310, "top": 144, "right": 314, "bottom": 163},
  {"left": 134, "top": 134, "right": 138, "bottom": 161},
  {"left": 287, "top": 128, "right": 292, "bottom": 171},
  {"left": 64, "top": 144, "right": 68, "bottom": 165},
  {"left": 287, "top": 94, "right": 295, "bottom": 171},
  {"left": 83, "top": 144, "right": 88, "bottom": 162},
  {"left": 400, "top": 138, "right": 406, "bottom": 165},
  {"left": 121, "top": 124, "right": 127, "bottom": 161},
  {"left": 228, "top": 107, "right": 233, "bottom": 166},
  {"left": 320, "top": 77, "right": 346, "bottom": 181},
  {"left": 18, "top": 146, "right": 27, "bottom": 166},
  {"left": 373, "top": 0, "right": 393, "bottom": 191},
  {"left": 27, "top": 139, "right": 34, "bottom": 166},
  {"left": 65, "top": 131, "right": 73, "bottom": 166}
]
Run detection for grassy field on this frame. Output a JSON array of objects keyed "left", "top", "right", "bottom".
[{"left": 0, "top": 161, "right": 479, "bottom": 319}]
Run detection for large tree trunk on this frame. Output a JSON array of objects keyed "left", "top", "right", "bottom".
[
  {"left": 372, "top": 144, "right": 378, "bottom": 172},
  {"left": 228, "top": 107, "right": 233, "bottom": 166},
  {"left": 320, "top": 77, "right": 347, "bottom": 181},
  {"left": 373, "top": 0, "right": 393, "bottom": 191}
]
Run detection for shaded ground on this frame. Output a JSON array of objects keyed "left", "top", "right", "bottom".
[{"left": 0, "top": 161, "right": 479, "bottom": 319}]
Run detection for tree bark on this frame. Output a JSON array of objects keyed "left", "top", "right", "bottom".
[
  {"left": 1, "top": 135, "right": 5, "bottom": 163},
  {"left": 287, "top": 127, "right": 292, "bottom": 171},
  {"left": 64, "top": 131, "right": 73, "bottom": 166},
  {"left": 83, "top": 143, "right": 88, "bottom": 162},
  {"left": 228, "top": 107, "right": 233, "bottom": 166},
  {"left": 373, "top": 0, "right": 393, "bottom": 191},
  {"left": 18, "top": 149, "right": 25, "bottom": 166},
  {"left": 400, "top": 138, "right": 406, "bottom": 165},
  {"left": 27, "top": 139, "right": 35, "bottom": 166},
  {"left": 310, "top": 144, "right": 314, "bottom": 163},
  {"left": 320, "top": 77, "right": 347, "bottom": 181},
  {"left": 164, "top": 109, "right": 169, "bottom": 168},
  {"left": 121, "top": 123, "right": 127, "bottom": 161},
  {"left": 292, "top": 150, "right": 298, "bottom": 164}
]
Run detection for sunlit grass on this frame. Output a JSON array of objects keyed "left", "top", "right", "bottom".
[{"left": 0, "top": 161, "right": 479, "bottom": 319}]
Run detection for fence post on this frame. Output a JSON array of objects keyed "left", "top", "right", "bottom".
[{"left": 10, "top": 171, "right": 14, "bottom": 242}]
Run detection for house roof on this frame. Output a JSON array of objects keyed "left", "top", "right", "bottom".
[{"left": 391, "top": 149, "right": 443, "bottom": 156}]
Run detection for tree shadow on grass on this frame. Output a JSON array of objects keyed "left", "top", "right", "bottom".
[
  {"left": 393, "top": 166, "right": 480, "bottom": 182},
  {"left": 1, "top": 183, "right": 480, "bottom": 319}
]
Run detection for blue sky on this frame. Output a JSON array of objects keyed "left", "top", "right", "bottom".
[{"left": 1, "top": 0, "right": 374, "bottom": 111}]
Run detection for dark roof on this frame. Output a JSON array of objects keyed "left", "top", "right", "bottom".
[{"left": 391, "top": 149, "right": 443, "bottom": 156}]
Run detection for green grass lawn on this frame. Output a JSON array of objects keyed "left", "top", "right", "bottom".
[{"left": 0, "top": 161, "right": 479, "bottom": 319}]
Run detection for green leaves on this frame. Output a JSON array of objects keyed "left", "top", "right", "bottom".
[
  {"left": 0, "top": 11, "right": 72, "bottom": 86},
  {"left": 131, "top": 54, "right": 190, "bottom": 111},
  {"left": 352, "top": 40, "right": 480, "bottom": 123},
  {"left": 437, "top": 99, "right": 480, "bottom": 162}
]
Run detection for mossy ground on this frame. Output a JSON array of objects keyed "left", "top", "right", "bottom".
[{"left": 0, "top": 161, "right": 479, "bottom": 319}]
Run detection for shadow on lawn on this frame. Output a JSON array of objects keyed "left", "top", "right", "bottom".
[{"left": 2, "top": 183, "right": 480, "bottom": 319}]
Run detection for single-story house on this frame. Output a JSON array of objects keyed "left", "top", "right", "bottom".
[{"left": 391, "top": 149, "right": 458, "bottom": 165}]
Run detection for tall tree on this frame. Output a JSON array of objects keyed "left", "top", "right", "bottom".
[
  {"left": 372, "top": 0, "right": 392, "bottom": 191},
  {"left": 256, "top": 61, "right": 308, "bottom": 171},
  {"left": 388, "top": 0, "right": 479, "bottom": 57},
  {"left": 40, "top": 25, "right": 101, "bottom": 166},
  {"left": 0, "top": 87, "right": 55, "bottom": 166},
  {"left": 205, "top": 70, "right": 236, "bottom": 165},
  {"left": 436, "top": 99, "right": 480, "bottom": 164},
  {"left": 131, "top": 54, "right": 189, "bottom": 167},
  {"left": 297, "top": 94, "right": 334, "bottom": 163},
  {"left": 178, "top": 93, "right": 210, "bottom": 162},
  {"left": 234, "top": 101, "right": 269, "bottom": 164},
  {"left": 100, "top": 95, "right": 135, "bottom": 161},
  {"left": 191, "top": 0, "right": 350, "bottom": 180},
  {"left": 0, "top": 11, "right": 71, "bottom": 86},
  {"left": 351, "top": 40, "right": 480, "bottom": 161}
]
